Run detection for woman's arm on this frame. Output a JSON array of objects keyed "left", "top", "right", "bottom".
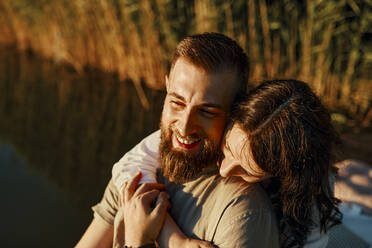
[
  {"left": 159, "top": 214, "right": 213, "bottom": 248},
  {"left": 74, "top": 217, "right": 114, "bottom": 248}
]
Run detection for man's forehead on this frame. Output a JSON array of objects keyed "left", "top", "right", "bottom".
[
  {"left": 169, "top": 58, "right": 238, "bottom": 82},
  {"left": 168, "top": 58, "right": 240, "bottom": 110}
]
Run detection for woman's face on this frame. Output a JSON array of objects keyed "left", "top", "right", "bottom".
[{"left": 219, "top": 122, "right": 270, "bottom": 183}]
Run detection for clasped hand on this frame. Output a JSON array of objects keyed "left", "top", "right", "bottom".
[{"left": 121, "top": 172, "right": 169, "bottom": 247}]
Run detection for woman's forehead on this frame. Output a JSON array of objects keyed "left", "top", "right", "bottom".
[{"left": 226, "top": 122, "right": 263, "bottom": 172}]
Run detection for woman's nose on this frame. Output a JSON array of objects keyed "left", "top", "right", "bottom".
[
  {"left": 219, "top": 158, "right": 241, "bottom": 178},
  {"left": 217, "top": 153, "right": 225, "bottom": 168}
]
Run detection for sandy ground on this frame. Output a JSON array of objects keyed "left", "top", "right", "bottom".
[
  {"left": 334, "top": 159, "right": 372, "bottom": 245},
  {"left": 335, "top": 160, "right": 372, "bottom": 213}
]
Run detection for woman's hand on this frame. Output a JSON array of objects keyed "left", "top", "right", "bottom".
[
  {"left": 180, "top": 238, "right": 214, "bottom": 248},
  {"left": 121, "top": 172, "right": 168, "bottom": 247}
]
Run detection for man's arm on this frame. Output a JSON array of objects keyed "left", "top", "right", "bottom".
[
  {"left": 75, "top": 217, "right": 113, "bottom": 248},
  {"left": 75, "top": 180, "right": 119, "bottom": 248}
]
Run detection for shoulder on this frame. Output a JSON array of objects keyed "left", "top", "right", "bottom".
[
  {"left": 215, "top": 176, "right": 273, "bottom": 212},
  {"left": 141, "top": 129, "right": 161, "bottom": 154},
  {"left": 169, "top": 173, "right": 273, "bottom": 213},
  {"left": 162, "top": 174, "right": 279, "bottom": 247},
  {"left": 210, "top": 177, "right": 280, "bottom": 247}
]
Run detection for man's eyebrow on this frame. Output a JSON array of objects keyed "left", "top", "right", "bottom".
[
  {"left": 168, "top": 92, "right": 185, "bottom": 102},
  {"left": 169, "top": 92, "right": 223, "bottom": 110}
]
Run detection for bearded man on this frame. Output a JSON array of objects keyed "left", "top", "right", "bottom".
[{"left": 76, "top": 33, "right": 279, "bottom": 248}]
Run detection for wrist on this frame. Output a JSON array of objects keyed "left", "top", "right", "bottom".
[
  {"left": 124, "top": 241, "right": 154, "bottom": 248},
  {"left": 169, "top": 232, "right": 189, "bottom": 248},
  {"left": 125, "top": 235, "right": 153, "bottom": 247},
  {"left": 124, "top": 244, "right": 156, "bottom": 248}
]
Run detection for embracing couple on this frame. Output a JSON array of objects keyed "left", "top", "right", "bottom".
[{"left": 76, "top": 33, "right": 342, "bottom": 248}]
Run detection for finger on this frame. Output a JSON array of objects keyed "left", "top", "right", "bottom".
[
  {"left": 133, "top": 182, "right": 166, "bottom": 197},
  {"left": 155, "top": 191, "right": 167, "bottom": 206},
  {"left": 156, "top": 191, "right": 171, "bottom": 210},
  {"left": 125, "top": 171, "right": 142, "bottom": 202},
  {"left": 151, "top": 192, "right": 168, "bottom": 222},
  {"left": 189, "top": 240, "right": 214, "bottom": 248},
  {"left": 199, "top": 241, "right": 215, "bottom": 248},
  {"left": 140, "top": 189, "right": 161, "bottom": 207},
  {"left": 120, "top": 181, "right": 128, "bottom": 206}
]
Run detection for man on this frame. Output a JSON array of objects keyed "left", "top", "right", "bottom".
[{"left": 76, "top": 33, "right": 279, "bottom": 248}]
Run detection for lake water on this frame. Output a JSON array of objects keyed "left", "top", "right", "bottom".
[{"left": 0, "top": 46, "right": 165, "bottom": 247}]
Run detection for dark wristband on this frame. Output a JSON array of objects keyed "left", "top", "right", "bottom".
[{"left": 124, "top": 244, "right": 156, "bottom": 248}]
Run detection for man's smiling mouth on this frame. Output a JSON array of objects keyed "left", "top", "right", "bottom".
[{"left": 175, "top": 134, "right": 201, "bottom": 149}]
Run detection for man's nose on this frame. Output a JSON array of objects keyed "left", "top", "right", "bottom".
[{"left": 177, "top": 109, "right": 198, "bottom": 136}]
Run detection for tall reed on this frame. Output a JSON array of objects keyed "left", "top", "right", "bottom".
[{"left": 0, "top": 0, "right": 370, "bottom": 125}]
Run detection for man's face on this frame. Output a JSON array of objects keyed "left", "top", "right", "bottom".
[{"left": 159, "top": 58, "right": 240, "bottom": 183}]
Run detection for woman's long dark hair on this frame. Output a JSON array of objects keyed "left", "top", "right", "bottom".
[{"left": 233, "top": 79, "right": 342, "bottom": 247}]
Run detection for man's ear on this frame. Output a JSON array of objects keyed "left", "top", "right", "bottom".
[{"left": 165, "top": 74, "right": 170, "bottom": 91}]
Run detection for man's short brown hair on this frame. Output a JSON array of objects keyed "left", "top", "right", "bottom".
[{"left": 170, "top": 32, "right": 248, "bottom": 100}]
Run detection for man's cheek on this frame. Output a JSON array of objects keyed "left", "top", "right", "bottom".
[
  {"left": 161, "top": 103, "right": 172, "bottom": 124},
  {"left": 214, "top": 118, "right": 227, "bottom": 134},
  {"left": 206, "top": 119, "right": 226, "bottom": 143}
]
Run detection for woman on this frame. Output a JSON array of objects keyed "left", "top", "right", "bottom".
[{"left": 118, "top": 79, "right": 342, "bottom": 247}]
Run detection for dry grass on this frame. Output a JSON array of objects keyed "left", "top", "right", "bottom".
[{"left": 0, "top": 0, "right": 370, "bottom": 125}]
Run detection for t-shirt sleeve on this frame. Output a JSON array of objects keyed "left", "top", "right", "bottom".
[
  {"left": 213, "top": 195, "right": 279, "bottom": 248},
  {"left": 112, "top": 130, "right": 161, "bottom": 192},
  {"left": 92, "top": 179, "right": 120, "bottom": 225}
]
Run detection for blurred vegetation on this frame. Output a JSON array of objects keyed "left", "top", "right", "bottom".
[
  {"left": 0, "top": 0, "right": 371, "bottom": 126},
  {"left": 0, "top": 47, "right": 165, "bottom": 213}
]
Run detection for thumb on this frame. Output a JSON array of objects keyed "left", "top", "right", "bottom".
[
  {"left": 189, "top": 239, "right": 215, "bottom": 248},
  {"left": 200, "top": 241, "right": 215, "bottom": 248}
]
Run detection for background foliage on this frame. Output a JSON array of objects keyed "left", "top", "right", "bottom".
[{"left": 0, "top": 0, "right": 371, "bottom": 125}]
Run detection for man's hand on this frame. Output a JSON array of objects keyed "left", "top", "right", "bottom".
[
  {"left": 180, "top": 238, "right": 215, "bottom": 248},
  {"left": 121, "top": 172, "right": 168, "bottom": 247}
]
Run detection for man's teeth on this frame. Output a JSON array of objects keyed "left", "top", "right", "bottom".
[{"left": 176, "top": 135, "right": 200, "bottom": 145}]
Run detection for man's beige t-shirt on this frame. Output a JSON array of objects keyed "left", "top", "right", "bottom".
[{"left": 92, "top": 169, "right": 279, "bottom": 248}]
